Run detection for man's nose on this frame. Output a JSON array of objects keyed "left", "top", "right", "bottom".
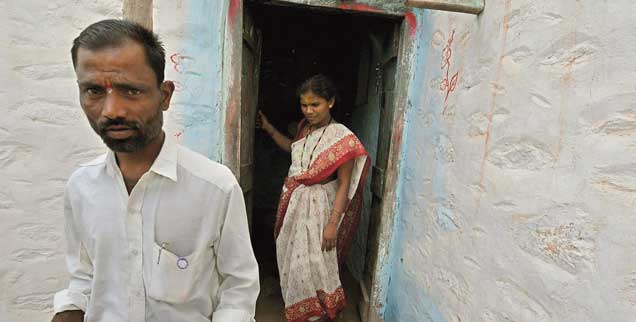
[{"left": 101, "top": 92, "right": 127, "bottom": 119}]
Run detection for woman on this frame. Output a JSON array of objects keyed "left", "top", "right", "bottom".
[{"left": 258, "top": 74, "right": 370, "bottom": 322}]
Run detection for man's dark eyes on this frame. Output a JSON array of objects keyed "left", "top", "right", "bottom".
[
  {"left": 126, "top": 88, "right": 142, "bottom": 96},
  {"left": 84, "top": 87, "right": 142, "bottom": 96},
  {"left": 86, "top": 87, "right": 104, "bottom": 95}
]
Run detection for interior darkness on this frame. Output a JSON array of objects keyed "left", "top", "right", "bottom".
[{"left": 248, "top": 3, "right": 398, "bottom": 320}]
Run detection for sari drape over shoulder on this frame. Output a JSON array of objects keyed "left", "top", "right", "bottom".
[{"left": 275, "top": 119, "right": 370, "bottom": 322}]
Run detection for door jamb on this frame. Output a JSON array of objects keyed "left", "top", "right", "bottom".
[{"left": 123, "top": 0, "right": 153, "bottom": 30}]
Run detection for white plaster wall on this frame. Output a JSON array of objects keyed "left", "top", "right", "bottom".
[
  {"left": 387, "top": 1, "right": 636, "bottom": 321},
  {"left": 1, "top": 0, "right": 227, "bottom": 320},
  {"left": 1, "top": 1, "right": 121, "bottom": 321},
  {"left": 1, "top": 1, "right": 224, "bottom": 321}
]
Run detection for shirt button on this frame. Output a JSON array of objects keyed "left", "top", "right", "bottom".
[{"left": 131, "top": 249, "right": 139, "bottom": 255}]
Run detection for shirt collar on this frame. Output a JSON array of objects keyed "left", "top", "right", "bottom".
[
  {"left": 104, "top": 134, "right": 179, "bottom": 182},
  {"left": 150, "top": 134, "right": 178, "bottom": 182}
]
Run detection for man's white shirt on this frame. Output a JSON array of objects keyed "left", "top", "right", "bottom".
[{"left": 54, "top": 135, "right": 259, "bottom": 322}]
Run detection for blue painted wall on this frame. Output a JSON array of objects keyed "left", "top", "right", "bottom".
[
  {"left": 383, "top": 9, "right": 449, "bottom": 322},
  {"left": 159, "top": 0, "right": 227, "bottom": 161}
]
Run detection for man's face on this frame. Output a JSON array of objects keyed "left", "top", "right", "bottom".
[{"left": 75, "top": 41, "right": 174, "bottom": 152}]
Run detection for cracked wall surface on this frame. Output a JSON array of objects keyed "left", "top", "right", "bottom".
[
  {"left": 386, "top": 1, "right": 636, "bottom": 321},
  {"left": 2, "top": 2, "right": 123, "bottom": 321}
]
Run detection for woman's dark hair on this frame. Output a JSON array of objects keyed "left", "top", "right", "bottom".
[
  {"left": 71, "top": 19, "right": 166, "bottom": 85},
  {"left": 296, "top": 74, "right": 339, "bottom": 103}
]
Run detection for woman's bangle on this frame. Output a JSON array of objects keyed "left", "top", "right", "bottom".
[
  {"left": 331, "top": 208, "right": 344, "bottom": 216},
  {"left": 329, "top": 211, "right": 343, "bottom": 223}
]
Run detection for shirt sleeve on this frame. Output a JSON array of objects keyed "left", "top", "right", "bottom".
[
  {"left": 212, "top": 182, "right": 260, "bottom": 322},
  {"left": 53, "top": 186, "right": 93, "bottom": 313}
]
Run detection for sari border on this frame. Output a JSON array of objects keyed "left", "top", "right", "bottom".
[
  {"left": 284, "top": 286, "right": 347, "bottom": 322},
  {"left": 336, "top": 155, "right": 370, "bottom": 264}
]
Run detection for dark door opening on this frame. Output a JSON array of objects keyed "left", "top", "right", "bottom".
[{"left": 244, "top": 3, "right": 401, "bottom": 321}]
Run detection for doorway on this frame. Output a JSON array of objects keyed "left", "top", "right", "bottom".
[{"left": 237, "top": 2, "right": 403, "bottom": 321}]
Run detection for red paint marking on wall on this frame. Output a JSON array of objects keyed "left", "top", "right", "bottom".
[
  {"left": 392, "top": 119, "right": 404, "bottom": 145},
  {"left": 337, "top": 3, "right": 383, "bottom": 13},
  {"left": 170, "top": 53, "right": 184, "bottom": 72},
  {"left": 228, "top": 0, "right": 240, "bottom": 28},
  {"left": 170, "top": 53, "right": 194, "bottom": 73},
  {"left": 404, "top": 12, "right": 417, "bottom": 37},
  {"left": 173, "top": 81, "right": 184, "bottom": 92},
  {"left": 439, "top": 29, "right": 459, "bottom": 111},
  {"left": 477, "top": 0, "right": 512, "bottom": 196}
]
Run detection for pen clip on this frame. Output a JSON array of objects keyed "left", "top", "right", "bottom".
[{"left": 157, "top": 242, "right": 169, "bottom": 264}]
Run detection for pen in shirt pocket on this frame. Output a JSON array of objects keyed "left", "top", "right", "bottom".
[
  {"left": 157, "top": 242, "right": 169, "bottom": 264},
  {"left": 156, "top": 243, "right": 215, "bottom": 265}
]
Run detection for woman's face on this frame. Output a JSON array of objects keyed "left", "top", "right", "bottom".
[{"left": 300, "top": 91, "right": 334, "bottom": 126}]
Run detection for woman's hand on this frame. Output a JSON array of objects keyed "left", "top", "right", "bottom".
[
  {"left": 257, "top": 110, "right": 293, "bottom": 153},
  {"left": 257, "top": 110, "right": 273, "bottom": 133},
  {"left": 322, "top": 221, "right": 338, "bottom": 252}
]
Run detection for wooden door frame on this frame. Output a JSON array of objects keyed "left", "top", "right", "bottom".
[
  {"left": 123, "top": 0, "right": 153, "bottom": 30},
  {"left": 222, "top": 2, "right": 415, "bottom": 320},
  {"left": 221, "top": 0, "right": 245, "bottom": 177}
]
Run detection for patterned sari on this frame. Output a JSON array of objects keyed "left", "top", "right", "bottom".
[{"left": 275, "top": 119, "right": 370, "bottom": 322}]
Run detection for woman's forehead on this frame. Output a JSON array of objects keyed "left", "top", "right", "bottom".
[{"left": 300, "top": 91, "right": 326, "bottom": 103}]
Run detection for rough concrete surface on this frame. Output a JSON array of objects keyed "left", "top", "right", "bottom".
[
  {"left": 385, "top": 1, "right": 636, "bottom": 321},
  {"left": 2, "top": 2, "right": 124, "bottom": 321}
]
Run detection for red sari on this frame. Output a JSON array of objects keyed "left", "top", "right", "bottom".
[{"left": 275, "top": 119, "right": 370, "bottom": 322}]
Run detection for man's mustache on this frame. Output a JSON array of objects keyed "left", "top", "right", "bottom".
[{"left": 98, "top": 118, "right": 140, "bottom": 133}]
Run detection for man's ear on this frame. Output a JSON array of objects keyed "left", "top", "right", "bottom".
[{"left": 159, "top": 81, "right": 175, "bottom": 111}]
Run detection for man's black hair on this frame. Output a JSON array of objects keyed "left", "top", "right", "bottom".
[{"left": 71, "top": 19, "right": 166, "bottom": 84}]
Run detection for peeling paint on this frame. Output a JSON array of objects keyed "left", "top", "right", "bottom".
[
  {"left": 404, "top": 11, "right": 417, "bottom": 37},
  {"left": 165, "top": 0, "right": 227, "bottom": 160},
  {"left": 337, "top": 3, "right": 383, "bottom": 13}
]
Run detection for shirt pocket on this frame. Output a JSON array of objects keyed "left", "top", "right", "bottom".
[{"left": 147, "top": 242, "right": 215, "bottom": 304}]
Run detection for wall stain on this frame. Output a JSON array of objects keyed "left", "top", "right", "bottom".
[{"left": 477, "top": 0, "right": 512, "bottom": 192}]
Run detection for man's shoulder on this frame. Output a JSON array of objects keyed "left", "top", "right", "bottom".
[
  {"left": 65, "top": 153, "right": 108, "bottom": 191},
  {"left": 70, "top": 153, "right": 107, "bottom": 178},
  {"left": 177, "top": 145, "right": 238, "bottom": 193}
]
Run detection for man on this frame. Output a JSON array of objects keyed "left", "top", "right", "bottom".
[{"left": 52, "top": 19, "right": 259, "bottom": 322}]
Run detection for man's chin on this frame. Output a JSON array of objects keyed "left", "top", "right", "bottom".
[{"left": 102, "top": 137, "right": 144, "bottom": 153}]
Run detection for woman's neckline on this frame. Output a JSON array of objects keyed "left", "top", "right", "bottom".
[{"left": 306, "top": 117, "right": 335, "bottom": 133}]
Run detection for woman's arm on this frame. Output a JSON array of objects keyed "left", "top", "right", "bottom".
[
  {"left": 322, "top": 159, "right": 354, "bottom": 251},
  {"left": 258, "top": 111, "right": 292, "bottom": 153}
]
